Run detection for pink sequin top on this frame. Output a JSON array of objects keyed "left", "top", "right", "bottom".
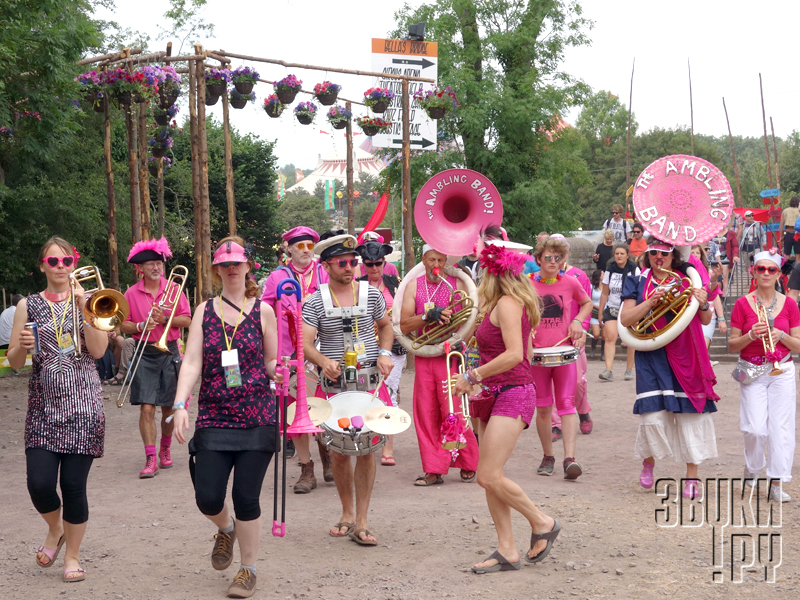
[{"left": 476, "top": 308, "right": 533, "bottom": 388}]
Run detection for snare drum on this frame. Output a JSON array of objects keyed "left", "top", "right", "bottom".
[
  {"left": 319, "top": 391, "right": 387, "bottom": 456},
  {"left": 530, "top": 346, "right": 579, "bottom": 367}
]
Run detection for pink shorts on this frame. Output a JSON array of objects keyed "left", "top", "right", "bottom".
[
  {"left": 469, "top": 384, "right": 536, "bottom": 428},
  {"left": 529, "top": 363, "right": 577, "bottom": 416}
]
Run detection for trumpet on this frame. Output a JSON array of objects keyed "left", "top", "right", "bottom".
[
  {"left": 70, "top": 266, "right": 129, "bottom": 356},
  {"left": 412, "top": 268, "right": 475, "bottom": 350},
  {"left": 441, "top": 346, "right": 471, "bottom": 450},
  {"left": 117, "top": 265, "right": 189, "bottom": 408},
  {"left": 755, "top": 303, "right": 785, "bottom": 376}
]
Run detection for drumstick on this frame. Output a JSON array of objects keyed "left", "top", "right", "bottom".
[
  {"left": 554, "top": 331, "right": 594, "bottom": 347},
  {"left": 370, "top": 374, "right": 385, "bottom": 403}
]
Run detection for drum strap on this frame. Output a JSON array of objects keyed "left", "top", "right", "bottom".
[{"left": 320, "top": 283, "right": 370, "bottom": 353}]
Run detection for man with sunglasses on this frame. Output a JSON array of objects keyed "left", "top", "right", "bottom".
[
  {"left": 399, "top": 246, "right": 479, "bottom": 486},
  {"left": 629, "top": 223, "right": 647, "bottom": 257},
  {"left": 602, "top": 204, "right": 632, "bottom": 244},
  {"left": 120, "top": 237, "right": 192, "bottom": 478},
  {"left": 301, "top": 234, "right": 395, "bottom": 545},
  {"left": 261, "top": 226, "right": 331, "bottom": 493}
]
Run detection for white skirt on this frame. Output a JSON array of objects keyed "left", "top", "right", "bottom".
[{"left": 634, "top": 410, "right": 717, "bottom": 465}]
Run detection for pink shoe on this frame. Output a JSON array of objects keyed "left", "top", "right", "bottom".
[
  {"left": 579, "top": 415, "right": 593, "bottom": 434},
  {"left": 683, "top": 479, "right": 700, "bottom": 500},
  {"left": 139, "top": 455, "right": 159, "bottom": 479},
  {"left": 639, "top": 461, "right": 654, "bottom": 489},
  {"left": 159, "top": 445, "right": 173, "bottom": 469}
]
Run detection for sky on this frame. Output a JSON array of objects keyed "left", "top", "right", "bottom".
[{"left": 95, "top": 0, "right": 800, "bottom": 170}]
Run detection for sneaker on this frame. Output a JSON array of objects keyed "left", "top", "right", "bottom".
[
  {"left": 579, "top": 413, "right": 593, "bottom": 434},
  {"left": 227, "top": 567, "right": 256, "bottom": 598},
  {"left": 158, "top": 445, "right": 173, "bottom": 469},
  {"left": 139, "top": 455, "right": 159, "bottom": 479},
  {"left": 710, "top": 360, "right": 720, "bottom": 367},
  {"left": 563, "top": 457, "right": 582, "bottom": 480},
  {"left": 285, "top": 439, "right": 296, "bottom": 459},
  {"left": 537, "top": 455, "right": 555, "bottom": 476},
  {"left": 683, "top": 479, "right": 700, "bottom": 500},
  {"left": 551, "top": 426, "right": 562, "bottom": 442},
  {"left": 744, "top": 467, "right": 759, "bottom": 488},
  {"left": 640, "top": 460, "right": 654, "bottom": 489},
  {"left": 624, "top": 370, "right": 634, "bottom": 381},
  {"left": 599, "top": 369, "right": 613, "bottom": 381},
  {"left": 770, "top": 484, "right": 791, "bottom": 503},
  {"left": 211, "top": 527, "right": 237, "bottom": 571}
]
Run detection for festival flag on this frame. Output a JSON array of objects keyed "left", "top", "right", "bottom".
[
  {"left": 276, "top": 171, "right": 286, "bottom": 200},
  {"left": 324, "top": 180, "right": 335, "bottom": 210},
  {"left": 295, "top": 168, "right": 305, "bottom": 183}
]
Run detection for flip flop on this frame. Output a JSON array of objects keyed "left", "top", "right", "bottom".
[
  {"left": 63, "top": 567, "right": 86, "bottom": 582},
  {"left": 381, "top": 455, "right": 396, "bottom": 466},
  {"left": 471, "top": 550, "right": 522, "bottom": 574},
  {"left": 414, "top": 474, "right": 443, "bottom": 486},
  {"left": 460, "top": 469, "right": 477, "bottom": 482},
  {"left": 349, "top": 528, "right": 377, "bottom": 546},
  {"left": 36, "top": 534, "right": 65, "bottom": 568},
  {"left": 328, "top": 522, "right": 354, "bottom": 538},
  {"left": 525, "top": 519, "right": 561, "bottom": 564}
]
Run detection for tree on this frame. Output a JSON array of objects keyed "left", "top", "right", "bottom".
[
  {"left": 576, "top": 90, "right": 636, "bottom": 148},
  {"left": 278, "top": 195, "right": 333, "bottom": 237},
  {"left": 391, "top": 0, "right": 593, "bottom": 238}
]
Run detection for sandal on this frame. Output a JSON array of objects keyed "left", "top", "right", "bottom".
[
  {"left": 414, "top": 473, "right": 443, "bottom": 486},
  {"left": 525, "top": 519, "right": 561, "bottom": 564},
  {"left": 460, "top": 469, "right": 476, "bottom": 483},
  {"left": 381, "top": 455, "right": 396, "bottom": 466},
  {"left": 36, "top": 534, "right": 65, "bottom": 568},
  {"left": 328, "top": 522, "right": 354, "bottom": 538},
  {"left": 471, "top": 550, "right": 521, "bottom": 574},
  {"left": 63, "top": 567, "right": 86, "bottom": 582},
  {"left": 349, "top": 527, "right": 377, "bottom": 546},
  {"left": 108, "top": 375, "right": 125, "bottom": 386}
]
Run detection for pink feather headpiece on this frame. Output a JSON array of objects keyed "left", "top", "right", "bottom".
[
  {"left": 479, "top": 244, "right": 527, "bottom": 278},
  {"left": 127, "top": 236, "right": 173, "bottom": 264}
]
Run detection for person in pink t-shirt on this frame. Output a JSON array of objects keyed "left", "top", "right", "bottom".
[{"left": 529, "top": 238, "right": 592, "bottom": 479}]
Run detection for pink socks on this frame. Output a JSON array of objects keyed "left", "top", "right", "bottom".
[
  {"left": 145, "top": 444, "right": 156, "bottom": 457},
  {"left": 160, "top": 435, "right": 172, "bottom": 448}
]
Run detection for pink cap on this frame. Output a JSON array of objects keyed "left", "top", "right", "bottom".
[
  {"left": 213, "top": 241, "right": 249, "bottom": 265},
  {"left": 282, "top": 226, "right": 319, "bottom": 246}
]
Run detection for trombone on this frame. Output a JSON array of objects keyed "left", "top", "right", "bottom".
[
  {"left": 755, "top": 303, "right": 785, "bottom": 376},
  {"left": 441, "top": 346, "right": 472, "bottom": 450},
  {"left": 412, "top": 268, "right": 475, "bottom": 350},
  {"left": 69, "top": 266, "right": 129, "bottom": 356},
  {"left": 117, "top": 265, "right": 189, "bottom": 408}
]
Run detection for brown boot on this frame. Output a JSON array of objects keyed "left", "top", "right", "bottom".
[
  {"left": 294, "top": 460, "right": 317, "bottom": 494},
  {"left": 317, "top": 436, "right": 334, "bottom": 482}
]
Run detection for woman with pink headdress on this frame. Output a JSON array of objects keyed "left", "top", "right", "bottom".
[
  {"left": 453, "top": 241, "right": 560, "bottom": 573},
  {"left": 619, "top": 240, "right": 718, "bottom": 500}
]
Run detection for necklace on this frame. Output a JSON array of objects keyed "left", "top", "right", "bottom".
[
  {"left": 42, "top": 289, "right": 71, "bottom": 302},
  {"left": 424, "top": 275, "right": 444, "bottom": 304},
  {"left": 755, "top": 292, "right": 777, "bottom": 314},
  {"left": 534, "top": 273, "right": 561, "bottom": 284}
]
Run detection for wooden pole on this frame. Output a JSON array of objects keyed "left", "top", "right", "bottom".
[
  {"left": 157, "top": 158, "right": 165, "bottom": 238},
  {"left": 759, "top": 73, "right": 774, "bottom": 188},
  {"left": 346, "top": 101, "right": 355, "bottom": 235},
  {"left": 401, "top": 79, "right": 413, "bottom": 274},
  {"left": 723, "top": 98, "right": 744, "bottom": 209},
  {"left": 77, "top": 48, "right": 143, "bottom": 66},
  {"left": 688, "top": 58, "right": 695, "bottom": 156},
  {"left": 137, "top": 103, "right": 152, "bottom": 239},
  {"left": 195, "top": 45, "right": 212, "bottom": 301},
  {"left": 626, "top": 58, "right": 635, "bottom": 210},
  {"left": 125, "top": 102, "right": 141, "bottom": 243},
  {"left": 188, "top": 48, "right": 203, "bottom": 299},
  {"left": 221, "top": 85, "right": 236, "bottom": 236},
  {"left": 770, "top": 117, "right": 780, "bottom": 191},
  {"left": 103, "top": 88, "right": 119, "bottom": 289}
]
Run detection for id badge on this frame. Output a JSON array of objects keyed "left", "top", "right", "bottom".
[
  {"left": 423, "top": 301, "right": 435, "bottom": 313},
  {"left": 221, "top": 349, "right": 239, "bottom": 367},
  {"left": 58, "top": 333, "right": 75, "bottom": 356},
  {"left": 224, "top": 365, "right": 242, "bottom": 388},
  {"left": 353, "top": 340, "right": 367, "bottom": 362}
]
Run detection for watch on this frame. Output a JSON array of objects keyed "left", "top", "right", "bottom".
[{"left": 700, "top": 303, "right": 710, "bottom": 312}]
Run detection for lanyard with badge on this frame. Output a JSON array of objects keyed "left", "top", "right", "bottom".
[
  {"left": 219, "top": 296, "right": 246, "bottom": 388},
  {"left": 47, "top": 294, "right": 75, "bottom": 369},
  {"left": 331, "top": 282, "right": 367, "bottom": 361}
]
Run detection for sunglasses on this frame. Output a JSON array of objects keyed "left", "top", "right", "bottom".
[
  {"left": 363, "top": 260, "right": 384, "bottom": 268},
  {"left": 648, "top": 250, "right": 672, "bottom": 257},
  {"left": 44, "top": 256, "right": 75, "bottom": 268},
  {"left": 330, "top": 259, "right": 359, "bottom": 268},
  {"left": 755, "top": 265, "right": 780, "bottom": 275},
  {"left": 541, "top": 255, "right": 565, "bottom": 264},
  {"left": 612, "top": 211, "right": 620, "bottom": 215},
  {"left": 633, "top": 230, "right": 642, "bottom": 234},
  {"left": 294, "top": 242, "right": 315, "bottom": 251},
  {"left": 218, "top": 261, "right": 244, "bottom": 268}
]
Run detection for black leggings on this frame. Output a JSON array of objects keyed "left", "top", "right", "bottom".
[
  {"left": 190, "top": 450, "right": 272, "bottom": 522},
  {"left": 26, "top": 448, "right": 94, "bottom": 525}
]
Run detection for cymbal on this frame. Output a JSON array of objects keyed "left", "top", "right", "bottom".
[
  {"left": 363, "top": 406, "right": 412, "bottom": 435},
  {"left": 285, "top": 397, "right": 332, "bottom": 426}
]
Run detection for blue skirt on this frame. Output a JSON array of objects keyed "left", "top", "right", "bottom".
[{"left": 633, "top": 347, "right": 717, "bottom": 415}]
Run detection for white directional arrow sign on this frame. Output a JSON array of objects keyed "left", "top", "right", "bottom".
[{"left": 369, "top": 38, "right": 438, "bottom": 151}]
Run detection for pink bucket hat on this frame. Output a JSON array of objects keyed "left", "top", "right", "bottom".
[
  {"left": 213, "top": 241, "right": 249, "bottom": 265},
  {"left": 282, "top": 226, "right": 319, "bottom": 246}
]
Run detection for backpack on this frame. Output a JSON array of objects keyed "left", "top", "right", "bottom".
[
  {"left": 603, "top": 218, "right": 631, "bottom": 239},
  {"left": 793, "top": 214, "right": 800, "bottom": 231}
]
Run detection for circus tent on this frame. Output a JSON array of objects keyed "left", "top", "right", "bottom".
[{"left": 285, "top": 147, "right": 386, "bottom": 195}]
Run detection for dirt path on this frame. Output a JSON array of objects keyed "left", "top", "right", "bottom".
[{"left": 0, "top": 359, "right": 797, "bottom": 599}]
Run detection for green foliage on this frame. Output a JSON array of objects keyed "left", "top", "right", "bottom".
[
  {"left": 576, "top": 90, "right": 636, "bottom": 147},
  {"left": 158, "top": 0, "right": 214, "bottom": 54},
  {"left": 278, "top": 195, "right": 333, "bottom": 236}
]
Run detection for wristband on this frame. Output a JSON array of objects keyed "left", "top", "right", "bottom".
[
  {"left": 172, "top": 402, "right": 186, "bottom": 411},
  {"left": 572, "top": 318, "right": 582, "bottom": 324},
  {"left": 748, "top": 330, "right": 756, "bottom": 341},
  {"left": 379, "top": 349, "right": 393, "bottom": 357},
  {"left": 137, "top": 322, "right": 143, "bottom": 333},
  {"left": 780, "top": 331, "right": 786, "bottom": 341}
]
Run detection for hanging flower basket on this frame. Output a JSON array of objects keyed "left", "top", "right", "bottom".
[
  {"left": 207, "top": 82, "right": 227, "bottom": 97},
  {"left": 333, "top": 121, "right": 347, "bottom": 130},
  {"left": 356, "top": 116, "right": 391, "bottom": 137},
  {"left": 234, "top": 81, "right": 254, "bottom": 94},
  {"left": 148, "top": 156, "right": 171, "bottom": 177},
  {"left": 149, "top": 125, "right": 174, "bottom": 158},
  {"left": 231, "top": 66, "right": 259, "bottom": 95},
  {"left": 133, "top": 91, "right": 147, "bottom": 104},
  {"left": 205, "top": 68, "right": 230, "bottom": 99},
  {"left": 314, "top": 81, "right": 341, "bottom": 106},
  {"left": 158, "top": 67, "right": 182, "bottom": 109},
  {"left": 152, "top": 104, "right": 179, "bottom": 126},
  {"left": 230, "top": 90, "right": 256, "bottom": 109},
  {"left": 274, "top": 74, "right": 302, "bottom": 105},
  {"left": 294, "top": 101, "right": 318, "bottom": 125},
  {"left": 327, "top": 104, "right": 351, "bottom": 130},
  {"left": 151, "top": 146, "right": 167, "bottom": 158},
  {"left": 116, "top": 91, "right": 132, "bottom": 106},
  {"left": 263, "top": 94, "right": 285, "bottom": 118},
  {"left": 205, "top": 94, "right": 219, "bottom": 106},
  {"left": 414, "top": 86, "right": 460, "bottom": 120},
  {"left": 364, "top": 87, "right": 395, "bottom": 114},
  {"left": 158, "top": 91, "right": 179, "bottom": 109},
  {"left": 427, "top": 107, "right": 447, "bottom": 119},
  {"left": 93, "top": 98, "right": 107, "bottom": 113}
]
